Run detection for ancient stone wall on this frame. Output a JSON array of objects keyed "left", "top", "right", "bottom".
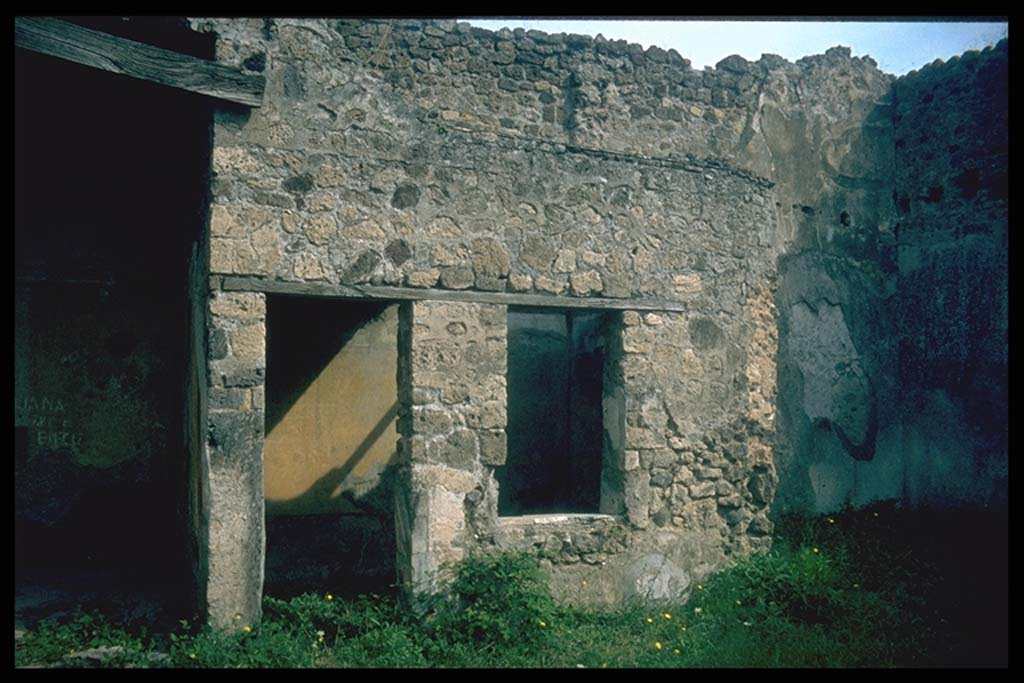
[
  {"left": 191, "top": 17, "right": 788, "bottom": 615},
  {"left": 888, "top": 43, "right": 1008, "bottom": 507},
  {"left": 395, "top": 300, "right": 508, "bottom": 595},
  {"left": 205, "top": 291, "right": 267, "bottom": 628},
  {"left": 772, "top": 41, "right": 1007, "bottom": 514},
  {"left": 189, "top": 17, "right": 1007, "bottom": 623}
]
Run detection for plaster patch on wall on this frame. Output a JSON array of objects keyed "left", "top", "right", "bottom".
[{"left": 787, "top": 299, "right": 873, "bottom": 454}]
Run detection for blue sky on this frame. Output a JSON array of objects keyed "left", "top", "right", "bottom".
[{"left": 463, "top": 19, "right": 1007, "bottom": 76}]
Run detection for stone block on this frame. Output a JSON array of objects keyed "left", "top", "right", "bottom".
[
  {"left": 624, "top": 470, "right": 650, "bottom": 527},
  {"left": 471, "top": 238, "right": 511, "bottom": 277},
  {"left": 554, "top": 248, "right": 577, "bottom": 273},
  {"left": 413, "top": 406, "right": 454, "bottom": 435},
  {"left": 293, "top": 252, "right": 329, "bottom": 280},
  {"left": 478, "top": 429, "right": 507, "bottom": 465},
  {"left": 303, "top": 213, "right": 337, "bottom": 245},
  {"left": 508, "top": 272, "right": 533, "bottom": 291},
  {"left": 623, "top": 553, "right": 691, "bottom": 602},
  {"left": 439, "top": 267, "right": 474, "bottom": 289},
  {"left": 570, "top": 269, "right": 603, "bottom": 295},
  {"left": 689, "top": 480, "right": 716, "bottom": 499},
  {"left": 210, "top": 292, "right": 266, "bottom": 321},
  {"left": 432, "top": 428, "right": 478, "bottom": 470},
  {"left": 230, "top": 323, "right": 265, "bottom": 362},
  {"left": 407, "top": 269, "right": 441, "bottom": 288},
  {"left": 534, "top": 275, "right": 566, "bottom": 294}
]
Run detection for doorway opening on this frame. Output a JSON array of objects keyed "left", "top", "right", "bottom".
[{"left": 264, "top": 296, "right": 400, "bottom": 598}]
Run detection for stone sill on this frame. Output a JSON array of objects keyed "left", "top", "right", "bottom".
[{"left": 497, "top": 513, "right": 622, "bottom": 527}]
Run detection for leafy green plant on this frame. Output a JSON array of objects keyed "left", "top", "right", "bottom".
[
  {"left": 427, "top": 551, "right": 556, "bottom": 653},
  {"left": 15, "top": 611, "right": 150, "bottom": 668},
  {"left": 329, "top": 623, "right": 428, "bottom": 668},
  {"left": 168, "top": 617, "right": 316, "bottom": 668}
]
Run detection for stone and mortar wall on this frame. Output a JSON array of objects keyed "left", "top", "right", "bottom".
[
  {"left": 204, "top": 291, "right": 267, "bottom": 628},
  {"left": 189, "top": 17, "right": 789, "bottom": 615},
  {"left": 492, "top": 301, "right": 778, "bottom": 606},
  {"left": 395, "top": 300, "right": 508, "bottom": 595},
  {"left": 887, "top": 43, "right": 1008, "bottom": 508},
  {"left": 189, "top": 17, "right": 1006, "bottom": 622}
]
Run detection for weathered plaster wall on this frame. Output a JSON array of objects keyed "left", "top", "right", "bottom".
[
  {"left": 889, "top": 43, "right": 1008, "bottom": 508},
  {"left": 262, "top": 299, "right": 399, "bottom": 597},
  {"left": 773, "top": 41, "right": 1007, "bottom": 514},
  {"left": 264, "top": 303, "right": 398, "bottom": 514}
]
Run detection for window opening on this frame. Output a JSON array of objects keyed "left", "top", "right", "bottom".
[{"left": 498, "top": 307, "right": 613, "bottom": 515}]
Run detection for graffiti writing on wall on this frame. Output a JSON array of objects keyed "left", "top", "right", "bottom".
[{"left": 16, "top": 396, "right": 83, "bottom": 453}]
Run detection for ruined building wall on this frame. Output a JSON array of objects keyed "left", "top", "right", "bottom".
[
  {"left": 887, "top": 44, "right": 1008, "bottom": 507},
  {"left": 188, "top": 17, "right": 1006, "bottom": 624},
  {"left": 773, "top": 41, "right": 1008, "bottom": 514},
  {"left": 192, "top": 17, "right": 793, "bottom": 621}
]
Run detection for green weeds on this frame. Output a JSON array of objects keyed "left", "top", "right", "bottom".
[{"left": 15, "top": 505, "right": 1006, "bottom": 668}]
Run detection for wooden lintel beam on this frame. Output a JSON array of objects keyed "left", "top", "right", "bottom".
[
  {"left": 15, "top": 17, "right": 264, "bottom": 107},
  {"left": 219, "top": 276, "right": 689, "bottom": 312}
]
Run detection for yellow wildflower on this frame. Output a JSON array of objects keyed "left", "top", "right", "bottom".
[
  {"left": 735, "top": 599, "right": 742, "bottom": 605},
  {"left": 696, "top": 584, "right": 703, "bottom": 590},
  {"left": 674, "top": 649, "right": 681, "bottom": 655},
  {"left": 538, "top": 620, "right": 547, "bottom": 627},
  {"left": 812, "top": 547, "right": 819, "bottom": 554},
  {"left": 189, "top": 653, "right": 197, "bottom": 659},
  {"left": 234, "top": 614, "right": 242, "bottom": 621},
  {"left": 655, "top": 642, "right": 663, "bottom": 650},
  {"left": 325, "top": 593, "right": 334, "bottom": 601},
  {"left": 243, "top": 625, "right": 252, "bottom": 633},
  {"left": 663, "top": 612, "right": 672, "bottom": 620},
  {"left": 646, "top": 617, "right": 654, "bottom": 623}
]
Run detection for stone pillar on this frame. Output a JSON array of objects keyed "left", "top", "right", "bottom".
[
  {"left": 204, "top": 290, "right": 267, "bottom": 629},
  {"left": 395, "top": 300, "right": 506, "bottom": 599}
]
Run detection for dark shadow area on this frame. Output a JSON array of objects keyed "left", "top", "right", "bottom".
[
  {"left": 498, "top": 308, "right": 609, "bottom": 516},
  {"left": 265, "top": 296, "right": 391, "bottom": 432},
  {"left": 776, "top": 503, "right": 1007, "bottom": 667},
  {"left": 263, "top": 504, "right": 398, "bottom": 600},
  {"left": 15, "top": 28, "right": 213, "bottom": 629},
  {"left": 264, "top": 297, "right": 399, "bottom": 599}
]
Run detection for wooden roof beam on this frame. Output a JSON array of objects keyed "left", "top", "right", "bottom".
[
  {"left": 219, "top": 276, "right": 691, "bottom": 313},
  {"left": 15, "top": 17, "right": 264, "bottom": 107}
]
